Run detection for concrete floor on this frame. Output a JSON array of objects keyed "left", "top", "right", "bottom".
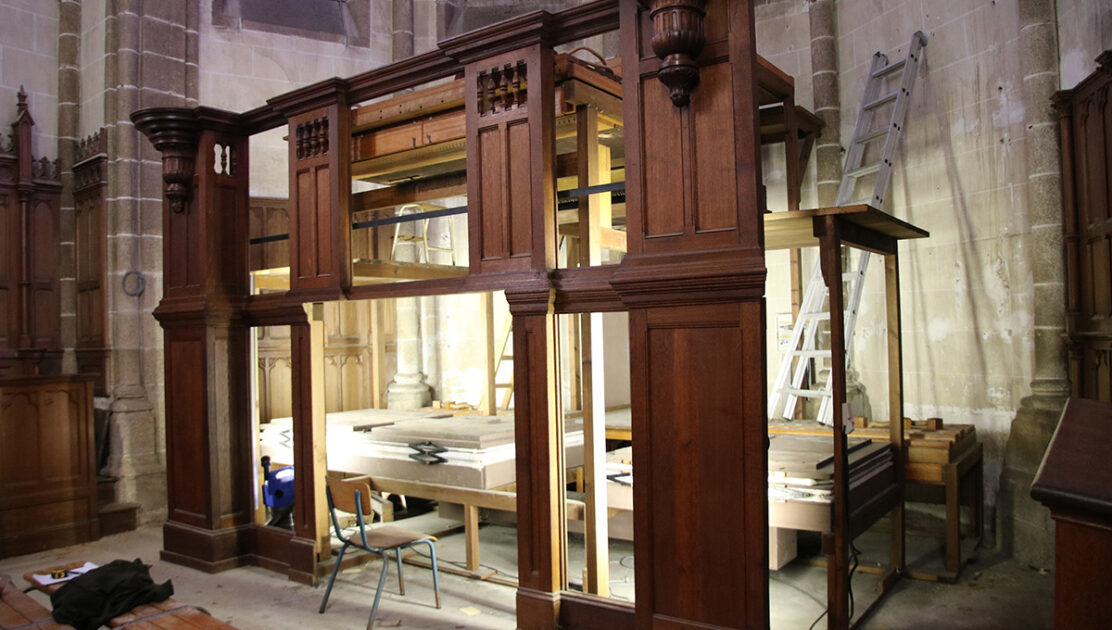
[{"left": 0, "top": 519, "right": 1053, "bottom": 629}]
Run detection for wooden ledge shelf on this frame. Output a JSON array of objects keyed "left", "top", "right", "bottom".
[{"left": 764, "top": 204, "right": 929, "bottom": 252}]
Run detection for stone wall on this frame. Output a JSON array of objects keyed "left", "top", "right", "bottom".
[
  {"left": 756, "top": 1, "right": 1074, "bottom": 548},
  {"left": 0, "top": 0, "right": 59, "bottom": 157},
  {"left": 1058, "top": 0, "right": 1111, "bottom": 89}
]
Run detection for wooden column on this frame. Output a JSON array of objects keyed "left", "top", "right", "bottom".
[
  {"left": 576, "top": 104, "right": 610, "bottom": 597},
  {"left": 885, "top": 252, "right": 906, "bottom": 574},
  {"left": 134, "top": 107, "right": 254, "bottom": 573},
  {"left": 613, "top": 2, "right": 769, "bottom": 628},
  {"left": 268, "top": 80, "right": 352, "bottom": 300}
]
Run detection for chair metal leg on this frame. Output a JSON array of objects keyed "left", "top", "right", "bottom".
[
  {"left": 422, "top": 539, "right": 441, "bottom": 609},
  {"left": 367, "top": 551, "right": 390, "bottom": 629},
  {"left": 395, "top": 547, "right": 405, "bottom": 595},
  {"left": 319, "top": 543, "right": 349, "bottom": 613}
]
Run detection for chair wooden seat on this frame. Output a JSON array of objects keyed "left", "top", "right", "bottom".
[{"left": 361, "top": 525, "right": 437, "bottom": 550}]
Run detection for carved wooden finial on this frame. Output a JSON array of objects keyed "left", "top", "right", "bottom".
[{"left": 649, "top": 0, "right": 708, "bottom": 107}]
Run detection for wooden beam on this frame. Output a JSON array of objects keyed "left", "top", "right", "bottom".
[
  {"left": 351, "top": 80, "right": 466, "bottom": 132},
  {"left": 351, "top": 172, "right": 467, "bottom": 213},
  {"left": 352, "top": 260, "right": 468, "bottom": 282}
]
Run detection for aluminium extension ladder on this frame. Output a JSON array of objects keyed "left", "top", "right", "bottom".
[{"left": 769, "top": 31, "right": 926, "bottom": 427}]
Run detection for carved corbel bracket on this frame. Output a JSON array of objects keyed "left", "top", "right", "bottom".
[
  {"left": 131, "top": 108, "right": 200, "bottom": 214},
  {"left": 649, "top": 0, "right": 708, "bottom": 107}
]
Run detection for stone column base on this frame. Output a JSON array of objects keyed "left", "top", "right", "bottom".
[
  {"left": 387, "top": 379, "right": 431, "bottom": 409},
  {"left": 998, "top": 393, "right": 1065, "bottom": 569}
]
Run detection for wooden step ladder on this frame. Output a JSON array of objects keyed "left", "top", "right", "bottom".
[{"left": 769, "top": 31, "right": 926, "bottom": 427}]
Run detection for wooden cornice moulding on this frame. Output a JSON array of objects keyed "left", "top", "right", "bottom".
[
  {"left": 1098, "top": 49, "right": 1112, "bottom": 74},
  {"left": 132, "top": 107, "right": 201, "bottom": 215},
  {"left": 192, "top": 106, "right": 248, "bottom": 134},
  {"left": 346, "top": 49, "right": 462, "bottom": 105},
  {"left": 610, "top": 248, "right": 765, "bottom": 308},
  {"left": 243, "top": 298, "right": 313, "bottom": 328},
  {"left": 648, "top": 0, "right": 709, "bottom": 107},
  {"left": 266, "top": 77, "right": 349, "bottom": 118},
  {"left": 503, "top": 271, "right": 557, "bottom": 316},
  {"left": 1050, "top": 89, "right": 1075, "bottom": 118},
  {"left": 440, "top": 10, "right": 555, "bottom": 64},
  {"left": 548, "top": 0, "right": 619, "bottom": 42},
  {"left": 551, "top": 266, "right": 624, "bottom": 313},
  {"left": 152, "top": 295, "right": 248, "bottom": 327}
]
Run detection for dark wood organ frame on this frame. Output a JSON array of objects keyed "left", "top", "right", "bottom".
[{"left": 134, "top": 2, "right": 924, "bottom": 628}]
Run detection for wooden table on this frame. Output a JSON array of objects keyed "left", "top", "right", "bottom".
[
  {"left": 769, "top": 420, "right": 984, "bottom": 578},
  {"left": 21, "top": 563, "right": 238, "bottom": 630}
]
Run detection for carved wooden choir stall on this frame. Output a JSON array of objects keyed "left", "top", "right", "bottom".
[{"left": 135, "top": 2, "right": 926, "bottom": 628}]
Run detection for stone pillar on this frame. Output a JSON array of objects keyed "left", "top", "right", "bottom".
[
  {"left": 57, "top": 0, "right": 81, "bottom": 374},
  {"left": 387, "top": 206, "right": 432, "bottom": 409},
  {"left": 392, "top": 0, "right": 415, "bottom": 61},
  {"left": 101, "top": 0, "right": 198, "bottom": 521},
  {"left": 102, "top": 0, "right": 164, "bottom": 518},
  {"left": 808, "top": 0, "right": 841, "bottom": 208},
  {"left": 999, "top": 0, "right": 1069, "bottom": 568}
]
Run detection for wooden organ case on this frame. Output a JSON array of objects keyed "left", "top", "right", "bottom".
[{"left": 132, "top": 2, "right": 833, "bottom": 628}]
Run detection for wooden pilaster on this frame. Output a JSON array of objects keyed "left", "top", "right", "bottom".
[
  {"left": 287, "top": 303, "right": 330, "bottom": 583},
  {"left": 613, "top": 2, "right": 769, "bottom": 628},
  {"left": 268, "top": 80, "right": 352, "bottom": 299},
  {"left": 134, "top": 107, "right": 254, "bottom": 573},
  {"left": 508, "top": 280, "right": 566, "bottom": 630}
]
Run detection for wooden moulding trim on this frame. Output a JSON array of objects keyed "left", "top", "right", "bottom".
[
  {"left": 610, "top": 248, "right": 765, "bottom": 308},
  {"left": 503, "top": 272, "right": 556, "bottom": 316},
  {"left": 243, "top": 297, "right": 312, "bottom": 327},
  {"left": 552, "top": 265, "right": 624, "bottom": 313},
  {"left": 548, "top": 0, "right": 619, "bottom": 44},
  {"left": 287, "top": 535, "right": 321, "bottom": 585},
  {"left": 440, "top": 1, "right": 618, "bottom": 66},
  {"left": 441, "top": 11, "right": 554, "bottom": 64},
  {"left": 161, "top": 521, "right": 253, "bottom": 572},
  {"left": 649, "top": 613, "right": 742, "bottom": 630},
  {"left": 559, "top": 591, "right": 635, "bottom": 630},
  {"left": 346, "top": 49, "right": 463, "bottom": 106},
  {"left": 266, "top": 77, "right": 349, "bottom": 119},
  {"left": 152, "top": 295, "right": 248, "bottom": 327},
  {"left": 131, "top": 107, "right": 201, "bottom": 152},
  {"left": 516, "top": 587, "right": 562, "bottom": 630}
]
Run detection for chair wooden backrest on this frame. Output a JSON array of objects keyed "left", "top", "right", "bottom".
[{"left": 325, "top": 476, "right": 375, "bottom": 519}]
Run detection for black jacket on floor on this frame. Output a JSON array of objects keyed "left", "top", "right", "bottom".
[{"left": 50, "top": 559, "right": 173, "bottom": 630}]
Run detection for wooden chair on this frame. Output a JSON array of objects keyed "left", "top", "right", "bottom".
[{"left": 318, "top": 476, "right": 441, "bottom": 627}]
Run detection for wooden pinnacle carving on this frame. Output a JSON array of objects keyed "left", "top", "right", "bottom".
[{"left": 649, "top": 0, "right": 708, "bottom": 107}]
